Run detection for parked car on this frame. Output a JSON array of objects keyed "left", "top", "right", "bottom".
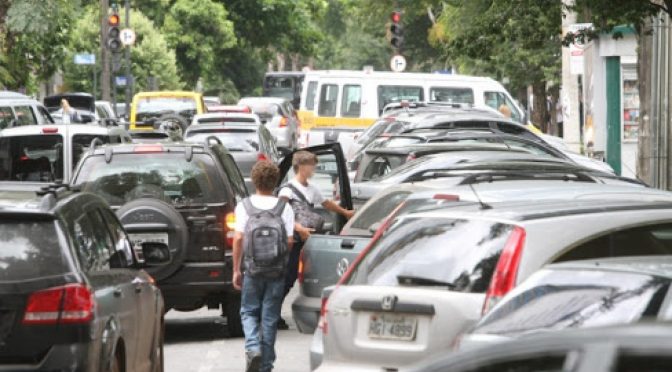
[
  {"left": 130, "top": 91, "right": 206, "bottom": 135},
  {"left": 0, "top": 184, "right": 166, "bottom": 372},
  {"left": 458, "top": 256, "right": 672, "bottom": 351},
  {"left": 0, "top": 124, "right": 132, "bottom": 183},
  {"left": 185, "top": 112, "right": 280, "bottom": 189},
  {"left": 238, "top": 97, "right": 301, "bottom": 150},
  {"left": 405, "top": 323, "right": 672, "bottom": 372},
  {"left": 71, "top": 139, "right": 248, "bottom": 336},
  {"left": 0, "top": 91, "right": 54, "bottom": 127},
  {"left": 316, "top": 199, "right": 672, "bottom": 371}
]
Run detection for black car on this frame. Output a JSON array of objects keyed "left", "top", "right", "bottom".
[
  {"left": 0, "top": 184, "right": 166, "bottom": 371},
  {"left": 71, "top": 139, "right": 249, "bottom": 336}
]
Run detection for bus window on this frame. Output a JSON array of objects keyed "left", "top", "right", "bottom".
[
  {"left": 377, "top": 86, "right": 423, "bottom": 114},
  {"left": 318, "top": 84, "right": 339, "bottom": 117},
  {"left": 341, "top": 85, "right": 362, "bottom": 117},
  {"left": 306, "top": 81, "right": 318, "bottom": 110},
  {"left": 484, "top": 91, "right": 522, "bottom": 123},
  {"left": 430, "top": 87, "right": 474, "bottom": 104}
]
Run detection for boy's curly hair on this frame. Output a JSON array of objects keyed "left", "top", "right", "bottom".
[{"left": 251, "top": 160, "right": 280, "bottom": 192}]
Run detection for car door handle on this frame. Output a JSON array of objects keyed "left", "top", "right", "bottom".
[
  {"left": 113, "top": 288, "right": 123, "bottom": 297},
  {"left": 341, "top": 240, "right": 355, "bottom": 249}
]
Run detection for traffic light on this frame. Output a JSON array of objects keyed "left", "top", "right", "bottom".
[
  {"left": 107, "top": 11, "right": 122, "bottom": 53},
  {"left": 390, "top": 11, "right": 404, "bottom": 50}
]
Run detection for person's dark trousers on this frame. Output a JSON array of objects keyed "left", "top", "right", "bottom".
[
  {"left": 240, "top": 274, "right": 285, "bottom": 372},
  {"left": 558, "top": 122, "right": 564, "bottom": 137},
  {"left": 284, "top": 237, "right": 305, "bottom": 297}
]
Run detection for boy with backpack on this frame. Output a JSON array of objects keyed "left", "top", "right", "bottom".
[{"left": 233, "top": 161, "right": 294, "bottom": 372}]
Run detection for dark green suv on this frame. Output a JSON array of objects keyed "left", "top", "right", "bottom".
[{"left": 71, "top": 138, "right": 249, "bottom": 336}]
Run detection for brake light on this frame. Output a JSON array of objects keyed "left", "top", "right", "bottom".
[
  {"left": 317, "top": 296, "right": 329, "bottom": 335},
  {"left": 42, "top": 127, "right": 58, "bottom": 134},
  {"left": 257, "top": 153, "right": 268, "bottom": 162},
  {"left": 482, "top": 226, "right": 526, "bottom": 314},
  {"left": 224, "top": 212, "right": 236, "bottom": 247},
  {"left": 297, "top": 250, "right": 305, "bottom": 284},
  {"left": 23, "top": 284, "right": 94, "bottom": 325},
  {"left": 279, "top": 116, "right": 288, "bottom": 128},
  {"left": 433, "top": 194, "right": 460, "bottom": 201},
  {"left": 134, "top": 144, "right": 164, "bottom": 153}
]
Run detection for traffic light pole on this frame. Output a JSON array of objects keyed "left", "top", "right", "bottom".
[
  {"left": 100, "top": 0, "right": 111, "bottom": 101},
  {"left": 124, "top": 0, "right": 131, "bottom": 117}
]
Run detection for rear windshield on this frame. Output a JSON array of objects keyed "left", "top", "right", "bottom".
[
  {"left": 474, "top": 268, "right": 670, "bottom": 336},
  {"left": 74, "top": 152, "right": 227, "bottom": 206},
  {"left": 348, "top": 217, "right": 515, "bottom": 293},
  {"left": 0, "top": 219, "right": 68, "bottom": 281},
  {"left": 429, "top": 87, "right": 475, "bottom": 104},
  {"left": 263, "top": 76, "right": 296, "bottom": 100},
  {"left": 185, "top": 128, "right": 258, "bottom": 152},
  {"left": 349, "top": 191, "right": 411, "bottom": 232},
  {"left": 136, "top": 97, "right": 197, "bottom": 115},
  {"left": 0, "top": 134, "right": 64, "bottom": 182}
]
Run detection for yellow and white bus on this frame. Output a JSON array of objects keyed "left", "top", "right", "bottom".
[{"left": 298, "top": 70, "right": 528, "bottom": 130}]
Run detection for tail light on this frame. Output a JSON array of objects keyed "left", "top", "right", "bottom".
[
  {"left": 317, "top": 296, "right": 329, "bottom": 335},
  {"left": 23, "top": 284, "right": 94, "bottom": 325},
  {"left": 433, "top": 194, "right": 460, "bottom": 201},
  {"left": 42, "top": 127, "right": 59, "bottom": 134},
  {"left": 257, "top": 153, "right": 269, "bottom": 162},
  {"left": 279, "top": 116, "right": 289, "bottom": 128},
  {"left": 297, "top": 250, "right": 305, "bottom": 284},
  {"left": 406, "top": 153, "right": 417, "bottom": 162},
  {"left": 224, "top": 212, "right": 236, "bottom": 248},
  {"left": 482, "top": 226, "right": 526, "bottom": 314},
  {"left": 134, "top": 144, "right": 164, "bottom": 153}
]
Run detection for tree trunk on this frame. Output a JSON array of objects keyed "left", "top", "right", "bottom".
[
  {"left": 291, "top": 54, "right": 300, "bottom": 71},
  {"left": 275, "top": 53, "right": 285, "bottom": 72},
  {"left": 531, "top": 82, "right": 548, "bottom": 133},
  {"left": 637, "top": 21, "right": 653, "bottom": 184}
]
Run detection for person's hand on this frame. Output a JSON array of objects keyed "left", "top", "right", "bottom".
[
  {"left": 297, "top": 225, "right": 315, "bottom": 241},
  {"left": 344, "top": 209, "right": 355, "bottom": 220},
  {"left": 233, "top": 270, "right": 243, "bottom": 291}
]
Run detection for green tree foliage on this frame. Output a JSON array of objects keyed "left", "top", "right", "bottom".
[{"left": 63, "top": 7, "right": 181, "bottom": 95}]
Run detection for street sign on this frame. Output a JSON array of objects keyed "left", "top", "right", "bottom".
[
  {"left": 390, "top": 55, "right": 406, "bottom": 73},
  {"left": 120, "top": 28, "right": 136, "bottom": 46},
  {"left": 74, "top": 53, "right": 96, "bottom": 65},
  {"left": 115, "top": 76, "right": 128, "bottom": 87},
  {"left": 567, "top": 23, "right": 592, "bottom": 75}
]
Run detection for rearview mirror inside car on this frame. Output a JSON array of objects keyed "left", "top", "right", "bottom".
[{"left": 142, "top": 242, "right": 171, "bottom": 266}]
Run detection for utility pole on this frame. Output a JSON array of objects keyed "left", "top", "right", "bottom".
[
  {"left": 100, "top": 0, "right": 111, "bottom": 101},
  {"left": 124, "top": 0, "right": 132, "bottom": 115}
]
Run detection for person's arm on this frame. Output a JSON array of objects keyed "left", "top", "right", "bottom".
[
  {"left": 232, "top": 232, "right": 244, "bottom": 290},
  {"left": 322, "top": 199, "right": 354, "bottom": 219}
]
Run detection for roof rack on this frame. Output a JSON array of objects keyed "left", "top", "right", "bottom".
[
  {"left": 36, "top": 183, "right": 81, "bottom": 211},
  {"left": 455, "top": 170, "right": 597, "bottom": 185},
  {"left": 204, "top": 135, "right": 223, "bottom": 147}
]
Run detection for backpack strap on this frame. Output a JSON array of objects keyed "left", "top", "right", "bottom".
[
  {"left": 242, "top": 197, "right": 260, "bottom": 216},
  {"left": 285, "top": 183, "right": 313, "bottom": 207},
  {"left": 271, "top": 199, "right": 287, "bottom": 217}
]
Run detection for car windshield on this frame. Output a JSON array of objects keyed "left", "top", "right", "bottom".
[
  {"left": 474, "top": 268, "right": 670, "bottom": 337},
  {"left": 348, "top": 216, "right": 515, "bottom": 293},
  {"left": 0, "top": 218, "right": 68, "bottom": 281},
  {"left": 0, "top": 134, "right": 64, "bottom": 182},
  {"left": 74, "top": 152, "right": 227, "bottom": 206},
  {"left": 185, "top": 129, "right": 259, "bottom": 152},
  {"left": 136, "top": 97, "right": 197, "bottom": 115},
  {"left": 264, "top": 76, "right": 296, "bottom": 100}
]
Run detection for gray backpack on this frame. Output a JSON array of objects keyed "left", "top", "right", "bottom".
[{"left": 242, "top": 198, "right": 289, "bottom": 278}]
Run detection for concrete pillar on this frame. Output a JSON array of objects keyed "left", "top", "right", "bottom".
[{"left": 561, "top": 2, "right": 582, "bottom": 152}]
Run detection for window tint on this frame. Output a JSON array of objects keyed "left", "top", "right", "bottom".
[
  {"left": 186, "top": 129, "right": 259, "bottom": 153},
  {"left": 264, "top": 76, "right": 295, "bottom": 101},
  {"left": 96, "top": 105, "right": 109, "bottom": 119},
  {"left": 377, "top": 86, "right": 423, "bottom": 113},
  {"left": 72, "top": 213, "right": 111, "bottom": 272},
  {"left": 430, "top": 87, "right": 475, "bottom": 104},
  {"left": 0, "top": 219, "right": 68, "bottom": 281},
  {"left": 350, "top": 191, "right": 411, "bottom": 231},
  {"left": 348, "top": 217, "right": 515, "bottom": 293},
  {"left": 318, "top": 84, "right": 339, "bottom": 117},
  {"left": 484, "top": 92, "right": 522, "bottom": 123},
  {"left": 474, "top": 268, "right": 669, "bottom": 336},
  {"left": 13, "top": 106, "right": 37, "bottom": 126},
  {"left": 0, "top": 107, "right": 14, "bottom": 129},
  {"left": 360, "top": 156, "right": 396, "bottom": 181},
  {"left": 555, "top": 223, "right": 672, "bottom": 262},
  {"left": 101, "top": 209, "right": 134, "bottom": 267},
  {"left": 216, "top": 150, "right": 247, "bottom": 199},
  {"left": 617, "top": 355, "right": 672, "bottom": 372},
  {"left": 0, "top": 134, "right": 64, "bottom": 182},
  {"left": 460, "top": 354, "right": 570, "bottom": 372},
  {"left": 38, "top": 106, "right": 54, "bottom": 123},
  {"left": 341, "top": 85, "right": 362, "bottom": 117},
  {"left": 305, "top": 81, "right": 318, "bottom": 110},
  {"left": 72, "top": 134, "right": 111, "bottom": 167}
]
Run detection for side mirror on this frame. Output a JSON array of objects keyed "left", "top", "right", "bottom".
[{"left": 142, "top": 242, "right": 171, "bottom": 266}]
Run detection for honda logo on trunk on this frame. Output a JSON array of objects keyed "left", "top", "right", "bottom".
[{"left": 381, "top": 295, "right": 398, "bottom": 311}]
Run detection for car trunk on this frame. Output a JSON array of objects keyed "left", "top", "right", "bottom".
[
  {"left": 324, "top": 286, "right": 484, "bottom": 369},
  {"left": 178, "top": 203, "right": 231, "bottom": 262}
]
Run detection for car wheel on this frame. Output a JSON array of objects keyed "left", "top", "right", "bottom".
[
  {"left": 151, "top": 320, "right": 165, "bottom": 372},
  {"left": 109, "top": 350, "right": 123, "bottom": 372},
  {"left": 225, "top": 294, "right": 244, "bottom": 338},
  {"left": 155, "top": 113, "right": 188, "bottom": 138}
]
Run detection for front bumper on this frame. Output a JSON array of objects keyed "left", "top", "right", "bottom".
[{"left": 292, "top": 293, "right": 321, "bottom": 334}]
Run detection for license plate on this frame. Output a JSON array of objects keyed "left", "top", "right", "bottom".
[
  {"left": 129, "top": 233, "right": 169, "bottom": 246},
  {"left": 368, "top": 313, "right": 417, "bottom": 341}
]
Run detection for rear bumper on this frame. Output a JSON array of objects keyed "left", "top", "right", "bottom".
[
  {"left": 159, "top": 261, "right": 235, "bottom": 309},
  {"left": 292, "top": 293, "right": 321, "bottom": 334},
  {"left": 0, "top": 342, "right": 95, "bottom": 371}
]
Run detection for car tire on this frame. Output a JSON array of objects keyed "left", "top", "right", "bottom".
[
  {"left": 225, "top": 294, "right": 244, "bottom": 338},
  {"left": 155, "top": 113, "right": 188, "bottom": 137},
  {"left": 151, "top": 319, "right": 165, "bottom": 372},
  {"left": 116, "top": 198, "right": 189, "bottom": 281}
]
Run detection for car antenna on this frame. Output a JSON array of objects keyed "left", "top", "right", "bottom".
[{"left": 468, "top": 183, "right": 492, "bottom": 210}]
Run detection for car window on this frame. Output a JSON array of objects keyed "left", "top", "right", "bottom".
[
  {"left": 264, "top": 76, "right": 295, "bottom": 100},
  {"left": 484, "top": 91, "right": 522, "bottom": 123},
  {"left": 617, "top": 354, "right": 672, "bottom": 372},
  {"left": 74, "top": 152, "right": 229, "bottom": 206},
  {"left": 377, "top": 86, "right": 423, "bottom": 114},
  {"left": 0, "top": 106, "right": 14, "bottom": 129},
  {"left": 38, "top": 106, "right": 54, "bottom": 124},
  {"left": 0, "top": 134, "right": 64, "bottom": 182},
  {"left": 13, "top": 106, "right": 37, "bottom": 126},
  {"left": 474, "top": 268, "right": 669, "bottom": 336},
  {"left": 72, "top": 213, "right": 111, "bottom": 272},
  {"left": 458, "top": 354, "right": 571, "bottom": 372},
  {"left": 318, "top": 84, "right": 339, "bottom": 117},
  {"left": 429, "top": 87, "right": 475, "bottom": 104},
  {"left": 341, "top": 85, "right": 362, "bottom": 118},
  {"left": 554, "top": 223, "right": 672, "bottom": 262},
  {"left": 96, "top": 105, "right": 109, "bottom": 119},
  {"left": 72, "top": 134, "right": 111, "bottom": 167},
  {"left": 495, "top": 123, "right": 540, "bottom": 142},
  {"left": 0, "top": 218, "right": 68, "bottom": 281},
  {"left": 360, "top": 156, "right": 394, "bottom": 181},
  {"left": 305, "top": 81, "right": 318, "bottom": 110},
  {"left": 186, "top": 128, "right": 259, "bottom": 153},
  {"left": 216, "top": 149, "right": 247, "bottom": 200},
  {"left": 100, "top": 209, "right": 134, "bottom": 267},
  {"left": 283, "top": 151, "right": 341, "bottom": 204},
  {"left": 348, "top": 217, "right": 516, "bottom": 293},
  {"left": 349, "top": 191, "right": 411, "bottom": 231}
]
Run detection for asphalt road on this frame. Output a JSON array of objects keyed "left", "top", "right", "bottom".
[{"left": 165, "top": 288, "right": 312, "bottom": 372}]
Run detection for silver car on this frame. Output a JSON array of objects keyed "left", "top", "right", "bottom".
[
  {"left": 316, "top": 199, "right": 672, "bottom": 371},
  {"left": 238, "top": 97, "right": 300, "bottom": 150}
]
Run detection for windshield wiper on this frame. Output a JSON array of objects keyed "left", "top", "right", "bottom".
[{"left": 397, "top": 275, "right": 456, "bottom": 289}]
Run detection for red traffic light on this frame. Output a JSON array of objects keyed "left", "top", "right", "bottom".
[
  {"left": 108, "top": 13, "right": 120, "bottom": 27},
  {"left": 391, "top": 11, "right": 401, "bottom": 24}
]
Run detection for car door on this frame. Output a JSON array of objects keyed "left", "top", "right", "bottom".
[{"left": 278, "top": 143, "right": 352, "bottom": 234}]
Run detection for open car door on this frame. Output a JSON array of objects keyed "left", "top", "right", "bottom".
[{"left": 278, "top": 143, "right": 352, "bottom": 234}]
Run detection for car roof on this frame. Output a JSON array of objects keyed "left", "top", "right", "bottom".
[
  {"left": 88, "top": 141, "right": 214, "bottom": 155},
  {"left": 0, "top": 184, "right": 97, "bottom": 215},
  {"left": 0, "top": 91, "right": 32, "bottom": 100},
  {"left": 192, "top": 112, "right": 259, "bottom": 122},
  {"left": 546, "top": 256, "right": 672, "bottom": 279},
  {"left": 402, "top": 112, "right": 521, "bottom": 127},
  {"left": 365, "top": 142, "right": 528, "bottom": 156},
  {"left": 239, "top": 97, "right": 288, "bottom": 104},
  {"left": 0, "top": 124, "right": 113, "bottom": 136},
  {"left": 134, "top": 91, "right": 202, "bottom": 98}
]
